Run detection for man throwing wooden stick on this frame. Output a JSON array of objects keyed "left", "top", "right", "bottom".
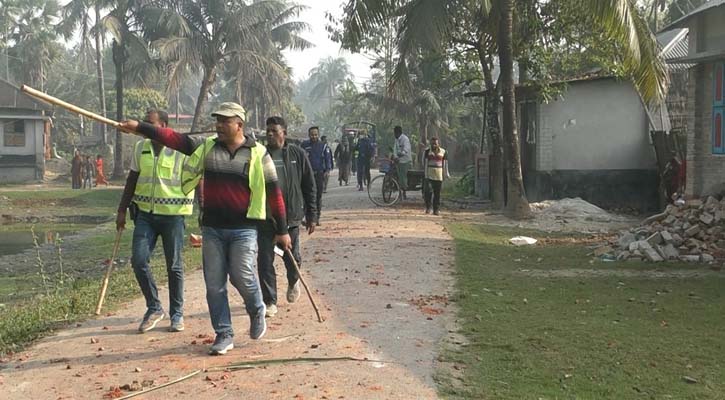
[{"left": 120, "top": 102, "right": 291, "bottom": 356}]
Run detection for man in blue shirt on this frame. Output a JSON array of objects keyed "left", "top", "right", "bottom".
[
  {"left": 355, "top": 131, "right": 374, "bottom": 191},
  {"left": 301, "top": 126, "right": 333, "bottom": 225}
]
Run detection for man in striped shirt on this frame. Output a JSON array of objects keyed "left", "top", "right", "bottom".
[{"left": 120, "top": 102, "right": 291, "bottom": 355}]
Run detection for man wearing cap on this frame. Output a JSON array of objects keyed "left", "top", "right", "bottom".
[
  {"left": 258, "top": 116, "right": 317, "bottom": 318},
  {"left": 117, "top": 109, "right": 193, "bottom": 333},
  {"left": 120, "top": 102, "right": 291, "bottom": 356}
]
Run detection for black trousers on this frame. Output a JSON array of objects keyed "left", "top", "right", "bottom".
[
  {"left": 314, "top": 171, "right": 325, "bottom": 223},
  {"left": 257, "top": 224, "right": 301, "bottom": 306},
  {"left": 357, "top": 159, "right": 371, "bottom": 188},
  {"left": 424, "top": 179, "right": 442, "bottom": 211}
]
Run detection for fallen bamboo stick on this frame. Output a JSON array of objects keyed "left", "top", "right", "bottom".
[
  {"left": 276, "top": 246, "right": 324, "bottom": 322},
  {"left": 95, "top": 228, "right": 124, "bottom": 315},
  {"left": 205, "top": 356, "right": 389, "bottom": 372},
  {"left": 116, "top": 369, "right": 202, "bottom": 400}
]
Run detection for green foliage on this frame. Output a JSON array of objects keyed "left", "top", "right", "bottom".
[{"left": 107, "top": 87, "right": 169, "bottom": 121}]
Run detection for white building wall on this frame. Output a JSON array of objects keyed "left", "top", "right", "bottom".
[{"left": 536, "top": 79, "right": 656, "bottom": 171}]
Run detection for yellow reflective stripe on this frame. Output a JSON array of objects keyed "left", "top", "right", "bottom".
[{"left": 136, "top": 176, "right": 183, "bottom": 186}]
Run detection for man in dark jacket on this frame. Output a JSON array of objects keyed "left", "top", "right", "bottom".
[
  {"left": 301, "top": 126, "right": 332, "bottom": 225},
  {"left": 258, "top": 116, "right": 318, "bottom": 317}
]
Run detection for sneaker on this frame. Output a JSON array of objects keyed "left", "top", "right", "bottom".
[
  {"left": 287, "top": 280, "right": 301, "bottom": 303},
  {"left": 209, "top": 334, "right": 234, "bottom": 355},
  {"left": 425, "top": 207, "right": 431, "bottom": 214},
  {"left": 433, "top": 209, "right": 440, "bottom": 216},
  {"left": 250, "top": 306, "right": 267, "bottom": 340},
  {"left": 168, "top": 317, "right": 185, "bottom": 332},
  {"left": 265, "top": 304, "right": 278, "bottom": 318},
  {"left": 138, "top": 310, "right": 164, "bottom": 333}
]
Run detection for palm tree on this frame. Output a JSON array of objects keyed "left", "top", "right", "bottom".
[
  {"left": 144, "top": 0, "right": 310, "bottom": 132},
  {"left": 7, "top": 0, "right": 61, "bottom": 90},
  {"left": 59, "top": 0, "right": 109, "bottom": 145},
  {"left": 338, "top": 0, "right": 668, "bottom": 218},
  {"left": 103, "top": 0, "right": 154, "bottom": 178},
  {"left": 308, "top": 57, "right": 353, "bottom": 110}
]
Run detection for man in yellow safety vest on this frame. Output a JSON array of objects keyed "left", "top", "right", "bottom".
[{"left": 116, "top": 109, "right": 194, "bottom": 333}]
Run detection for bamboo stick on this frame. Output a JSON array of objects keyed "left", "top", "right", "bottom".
[
  {"left": 116, "top": 369, "right": 202, "bottom": 400},
  {"left": 282, "top": 247, "right": 324, "bottom": 323},
  {"left": 20, "top": 85, "right": 140, "bottom": 136},
  {"left": 95, "top": 228, "right": 124, "bottom": 315}
]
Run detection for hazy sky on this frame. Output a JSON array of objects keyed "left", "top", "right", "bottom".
[{"left": 282, "top": 1, "right": 373, "bottom": 85}]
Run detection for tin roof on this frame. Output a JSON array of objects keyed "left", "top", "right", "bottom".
[{"left": 663, "top": 0, "right": 725, "bottom": 30}]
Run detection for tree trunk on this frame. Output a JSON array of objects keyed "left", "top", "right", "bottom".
[
  {"left": 498, "top": 0, "right": 531, "bottom": 219},
  {"left": 112, "top": 40, "right": 125, "bottom": 179},
  {"left": 191, "top": 64, "right": 216, "bottom": 132},
  {"left": 478, "top": 47, "right": 505, "bottom": 208},
  {"left": 94, "top": 4, "right": 107, "bottom": 145}
]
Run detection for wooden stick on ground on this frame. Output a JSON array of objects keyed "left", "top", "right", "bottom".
[
  {"left": 95, "top": 228, "right": 124, "bottom": 315},
  {"left": 116, "top": 369, "right": 202, "bottom": 400},
  {"left": 278, "top": 247, "right": 324, "bottom": 323}
]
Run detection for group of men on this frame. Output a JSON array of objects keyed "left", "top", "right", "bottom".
[
  {"left": 114, "top": 104, "right": 449, "bottom": 356},
  {"left": 333, "top": 130, "right": 375, "bottom": 191},
  {"left": 117, "top": 105, "right": 320, "bottom": 355}
]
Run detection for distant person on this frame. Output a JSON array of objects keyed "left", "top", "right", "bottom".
[
  {"left": 334, "top": 134, "right": 352, "bottom": 186},
  {"left": 355, "top": 131, "right": 374, "bottom": 191},
  {"left": 301, "top": 127, "right": 333, "bottom": 225},
  {"left": 71, "top": 150, "right": 83, "bottom": 189},
  {"left": 392, "top": 126, "right": 412, "bottom": 199},
  {"left": 423, "top": 137, "right": 450, "bottom": 215},
  {"left": 82, "top": 155, "right": 94, "bottom": 189},
  {"left": 95, "top": 154, "right": 109, "bottom": 186},
  {"left": 320, "top": 135, "right": 333, "bottom": 193},
  {"left": 116, "top": 109, "right": 194, "bottom": 333},
  {"left": 258, "top": 116, "right": 317, "bottom": 318}
]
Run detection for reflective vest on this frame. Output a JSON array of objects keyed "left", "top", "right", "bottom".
[
  {"left": 133, "top": 140, "right": 195, "bottom": 215},
  {"left": 181, "top": 136, "right": 267, "bottom": 220}
]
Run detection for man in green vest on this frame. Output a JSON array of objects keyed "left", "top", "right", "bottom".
[
  {"left": 119, "top": 102, "right": 291, "bottom": 356},
  {"left": 116, "top": 109, "right": 194, "bottom": 333}
]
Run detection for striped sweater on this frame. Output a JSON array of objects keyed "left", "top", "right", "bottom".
[{"left": 137, "top": 122, "right": 287, "bottom": 234}]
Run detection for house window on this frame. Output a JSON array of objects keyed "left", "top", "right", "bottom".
[
  {"left": 713, "top": 63, "right": 725, "bottom": 154},
  {"left": 3, "top": 120, "right": 26, "bottom": 147}
]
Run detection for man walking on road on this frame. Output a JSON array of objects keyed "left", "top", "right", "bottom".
[
  {"left": 258, "top": 116, "right": 317, "bottom": 318},
  {"left": 423, "top": 137, "right": 450, "bottom": 215},
  {"left": 355, "top": 131, "right": 374, "bottom": 191},
  {"left": 334, "top": 134, "right": 352, "bottom": 186},
  {"left": 117, "top": 109, "right": 194, "bottom": 333},
  {"left": 119, "top": 102, "right": 291, "bottom": 356},
  {"left": 393, "top": 126, "right": 412, "bottom": 199},
  {"left": 301, "top": 126, "right": 332, "bottom": 225}
]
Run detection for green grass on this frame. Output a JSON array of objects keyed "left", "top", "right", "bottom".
[
  {"left": 0, "top": 188, "right": 123, "bottom": 217},
  {"left": 0, "top": 222, "right": 202, "bottom": 354},
  {"left": 438, "top": 223, "right": 725, "bottom": 400}
]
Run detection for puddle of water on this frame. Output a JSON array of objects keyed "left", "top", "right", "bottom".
[{"left": 0, "top": 229, "right": 80, "bottom": 257}]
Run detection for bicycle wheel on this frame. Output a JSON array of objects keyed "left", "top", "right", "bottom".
[{"left": 368, "top": 174, "right": 401, "bottom": 207}]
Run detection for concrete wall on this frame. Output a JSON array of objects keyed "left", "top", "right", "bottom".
[
  {"left": 690, "top": 7, "right": 725, "bottom": 54},
  {"left": 686, "top": 62, "right": 725, "bottom": 197},
  {"left": 536, "top": 79, "right": 655, "bottom": 171},
  {"left": 0, "top": 117, "right": 45, "bottom": 182}
]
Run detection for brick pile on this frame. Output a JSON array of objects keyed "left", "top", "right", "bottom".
[{"left": 595, "top": 197, "right": 725, "bottom": 263}]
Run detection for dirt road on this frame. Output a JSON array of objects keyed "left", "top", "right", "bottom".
[{"left": 1, "top": 173, "right": 455, "bottom": 399}]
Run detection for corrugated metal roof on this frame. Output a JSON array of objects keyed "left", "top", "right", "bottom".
[
  {"left": 656, "top": 28, "right": 694, "bottom": 71},
  {"left": 663, "top": 0, "right": 725, "bottom": 30}
]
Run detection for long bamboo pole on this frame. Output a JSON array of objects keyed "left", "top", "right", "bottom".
[
  {"left": 281, "top": 247, "right": 324, "bottom": 323},
  {"left": 20, "top": 85, "right": 140, "bottom": 136}
]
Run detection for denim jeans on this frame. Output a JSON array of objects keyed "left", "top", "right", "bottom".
[
  {"left": 257, "top": 224, "right": 301, "bottom": 306},
  {"left": 131, "top": 211, "right": 185, "bottom": 321},
  {"left": 202, "top": 225, "right": 264, "bottom": 337}
]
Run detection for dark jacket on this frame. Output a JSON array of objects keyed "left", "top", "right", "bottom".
[
  {"left": 301, "top": 140, "right": 333, "bottom": 172},
  {"left": 272, "top": 142, "right": 318, "bottom": 227}
]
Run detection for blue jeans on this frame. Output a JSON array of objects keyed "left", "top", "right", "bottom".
[
  {"left": 131, "top": 211, "right": 185, "bottom": 321},
  {"left": 202, "top": 226, "right": 264, "bottom": 337}
]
